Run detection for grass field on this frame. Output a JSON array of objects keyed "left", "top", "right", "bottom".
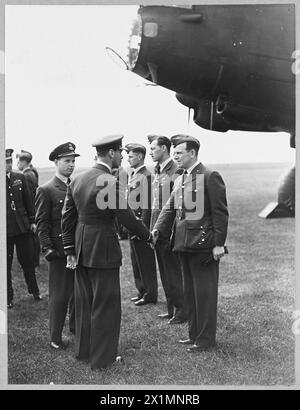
[{"left": 8, "top": 162, "right": 295, "bottom": 386}]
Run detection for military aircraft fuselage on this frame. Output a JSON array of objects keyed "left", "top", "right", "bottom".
[{"left": 128, "top": 5, "right": 295, "bottom": 140}]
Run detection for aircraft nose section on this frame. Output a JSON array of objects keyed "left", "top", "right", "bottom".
[{"left": 105, "top": 11, "right": 143, "bottom": 73}]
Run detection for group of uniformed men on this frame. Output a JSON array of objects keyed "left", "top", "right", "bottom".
[{"left": 6, "top": 133, "right": 229, "bottom": 370}]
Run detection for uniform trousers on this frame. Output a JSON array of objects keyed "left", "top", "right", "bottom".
[
  {"left": 129, "top": 238, "right": 157, "bottom": 302},
  {"left": 7, "top": 233, "right": 40, "bottom": 303},
  {"left": 155, "top": 239, "right": 186, "bottom": 319},
  {"left": 75, "top": 265, "right": 121, "bottom": 369},
  {"left": 33, "top": 232, "right": 41, "bottom": 268},
  {"left": 179, "top": 253, "right": 219, "bottom": 347},
  {"left": 48, "top": 258, "right": 75, "bottom": 342}
]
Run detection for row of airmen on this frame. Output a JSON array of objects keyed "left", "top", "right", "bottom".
[{"left": 6, "top": 133, "right": 228, "bottom": 370}]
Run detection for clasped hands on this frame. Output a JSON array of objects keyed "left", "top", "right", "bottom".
[{"left": 130, "top": 230, "right": 159, "bottom": 249}]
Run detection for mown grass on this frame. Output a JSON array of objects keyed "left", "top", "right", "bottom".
[{"left": 8, "top": 163, "right": 295, "bottom": 386}]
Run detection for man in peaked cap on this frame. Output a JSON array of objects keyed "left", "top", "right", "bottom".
[
  {"left": 61, "top": 134, "right": 151, "bottom": 369},
  {"left": 148, "top": 134, "right": 187, "bottom": 324},
  {"left": 125, "top": 143, "right": 158, "bottom": 306},
  {"left": 16, "top": 149, "right": 40, "bottom": 267},
  {"left": 153, "top": 134, "right": 229, "bottom": 352},
  {"left": 35, "top": 142, "right": 79, "bottom": 349},
  {"left": 6, "top": 148, "right": 41, "bottom": 309}
]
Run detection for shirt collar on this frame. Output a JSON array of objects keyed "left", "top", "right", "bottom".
[
  {"left": 186, "top": 160, "right": 201, "bottom": 175},
  {"left": 96, "top": 160, "right": 112, "bottom": 173},
  {"left": 132, "top": 164, "right": 145, "bottom": 176},
  {"left": 159, "top": 157, "right": 172, "bottom": 172},
  {"left": 23, "top": 166, "right": 31, "bottom": 172},
  {"left": 55, "top": 172, "right": 69, "bottom": 185}
]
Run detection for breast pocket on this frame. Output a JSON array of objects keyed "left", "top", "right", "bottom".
[
  {"left": 13, "top": 184, "right": 24, "bottom": 202},
  {"left": 184, "top": 220, "right": 214, "bottom": 250}
]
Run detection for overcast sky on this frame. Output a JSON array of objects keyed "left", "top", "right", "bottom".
[{"left": 5, "top": 5, "right": 295, "bottom": 168}]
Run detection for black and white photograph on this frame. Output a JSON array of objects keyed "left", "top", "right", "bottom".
[{"left": 1, "top": 1, "right": 298, "bottom": 389}]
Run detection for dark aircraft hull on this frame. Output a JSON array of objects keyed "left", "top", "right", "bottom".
[
  {"left": 128, "top": 5, "right": 295, "bottom": 137},
  {"left": 125, "top": 5, "right": 295, "bottom": 216}
]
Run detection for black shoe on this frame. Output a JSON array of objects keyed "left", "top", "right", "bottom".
[
  {"left": 115, "top": 355, "right": 124, "bottom": 364},
  {"left": 131, "top": 296, "right": 142, "bottom": 302},
  {"left": 168, "top": 316, "right": 187, "bottom": 325},
  {"left": 50, "top": 340, "right": 68, "bottom": 350},
  {"left": 33, "top": 293, "right": 42, "bottom": 301},
  {"left": 7, "top": 302, "right": 14, "bottom": 309},
  {"left": 135, "top": 298, "right": 157, "bottom": 306},
  {"left": 179, "top": 339, "right": 194, "bottom": 345},
  {"left": 158, "top": 313, "right": 172, "bottom": 319},
  {"left": 187, "top": 344, "right": 211, "bottom": 353}
]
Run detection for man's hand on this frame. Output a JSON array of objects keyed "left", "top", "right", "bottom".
[
  {"left": 30, "top": 223, "right": 37, "bottom": 234},
  {"left": 44, "top": 248, "right": 59, "bottom": 262},
  {"left": 66, "top": 255, "right": 77, "bottom": 270},
  {"left": 212, "top": 246, "right": 225, "bottom": 261}
]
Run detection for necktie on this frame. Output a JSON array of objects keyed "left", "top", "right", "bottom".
[
  {"left": 129, "top": 170, "right": 134, "bottom": 183},
  {"left": 182, "top": 169, "right": 188, "bottom": 182},
  {"left": 67, "top": 178, "right": 71, "bottom": 185},
  {"left": 155, "top": 165, "right": 161, "bottom": 175}
]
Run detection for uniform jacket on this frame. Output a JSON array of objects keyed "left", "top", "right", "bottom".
[
  {"left": 150, "top": 159, "right": 179, "bottom": 234},
  {"left": 23, "top": 166, "right": 39, "bottom": 201},
  {"left": 6, "top": 171, "right": 35, "bottom": 237},
  {"left": 154, "top": 163, "right": 229, "bottom": 253},
  {"left": 61, "top": 164, "right": 150, "bottom": 269},
  {"left": 35, "top": 176, "right": 68, "bottom": 256},
  {"left": 127, "top": 165, "right": 152, "bottom": 229}
]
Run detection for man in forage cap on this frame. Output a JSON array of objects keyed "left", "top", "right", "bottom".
[
  {"left": 153, "top": 134, "right": 229, "bottom": 352},
  {"left": 148, "top": 134, "right": 187, "bottom": 324}
]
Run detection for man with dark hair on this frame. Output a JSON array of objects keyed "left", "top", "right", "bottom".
[
  {"left": 125, "top": 143, "right": 158, "bottom": 306},
  {"left": 35, "top": 142, "right": 79, "bottom": 350},
  {"left": 16, "top": 150, "right": 39, "bottom": 197},
  {"left": 16, "top": 149, "right": 40, "bottom": 267},
  {"left": 6, "top": 148, "right": 41, "bottom": 309},
  {"left": 153, "top": 135, "right": 229, "bottom": 352},
  {"left": 148, "top": 134, "right": 186, "bottom": 324},
  {"left": 61, "top": 134, "right": 151, "bottom": 370}
]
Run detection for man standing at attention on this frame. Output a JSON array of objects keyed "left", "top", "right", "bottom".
[
  {"left": 148, "top": 135, "right": 186, "bottom": 324},
  {"left": 125, "top": 143, "right": 157, "bottom": 306},
  {"left": 16, "top": 149, "right": 40, "bottom": 268},
  {"left": 35, "top": 142, "right": 79, "bottom": 350},
  {"left": 153, "top": 135, "right": 229, "bottom": 352},
  {"left": 61, "top": 135, "right": 151, "bottom": 370},
  {"left": 6, "top": 148, "right": 41, "bottom": 309}
]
